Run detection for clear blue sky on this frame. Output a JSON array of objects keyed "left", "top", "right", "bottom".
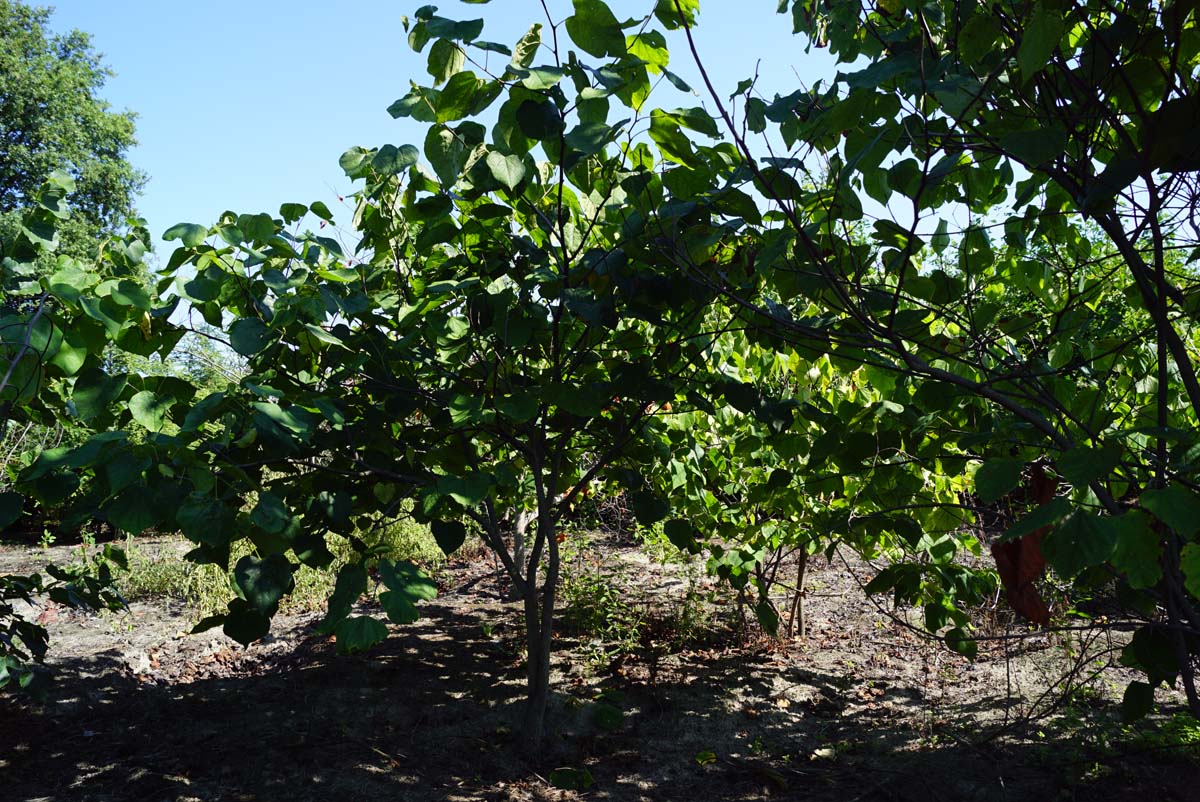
[{"left": 42, "top": 1, "right": 835, "bottom": 249}]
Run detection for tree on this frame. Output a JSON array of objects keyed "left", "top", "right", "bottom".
[
  {"left": 654, "top": 0, "right": 1200, "bottom": 717},
  {"left": 0, "top": 0, "right": 144, "bottom": 259},
  {"left": 9, "top": 2, "right": 737, "bottom": 750}
]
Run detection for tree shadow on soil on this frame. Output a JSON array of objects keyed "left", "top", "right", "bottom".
[{"left": 2, "top": 601, "right": 1197, "bottom": 802}]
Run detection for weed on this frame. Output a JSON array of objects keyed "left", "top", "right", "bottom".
[
  {"left": 559, "top": 543, "right": 644, "bottom": 672},
  {"left": 1127, "top": 712, "right": 1200, "bottom": 762},
  {"left": 635, "top": 522, "right": 691, "bottom": 565}
]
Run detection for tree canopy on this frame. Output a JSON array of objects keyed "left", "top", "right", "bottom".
[{"left": 0, "top": 0, "right": 144, "bottom": 259}]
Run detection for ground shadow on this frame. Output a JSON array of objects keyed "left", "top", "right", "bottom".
[{"left": 3, "top": 595, "right": 1198, "bottom": 802}]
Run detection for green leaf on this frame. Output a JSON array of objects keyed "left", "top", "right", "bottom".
[
  {"left": 661, "top": 67, "right": 693, "bottom": 93},
  {"left": 1181, "top": 543, "right": 1200, "bottom": 599},
  {"left": 129, "top": 390, "right": 172, "bottom": 432},
  {"left": 378, "top": 561, "right": 436, "bottom": 625},
  {"left": 1041, "top": 510, "right": 1119, "bottom": 578},
  {"left": 516, "top": 99, "right": 564, "bottom": 140},
  {"left": 249, "top": 493, "right": 289, "bottom": 536},
  {"left": 334, "top": 616, "right": 389, "bottom": 654},
  {"left": 279, "top": 202, "right": 308, "bottom": 223},
  {"left": 72, "top": 368, "right": 127, "bottom": 421},
  {"left": 1057, "top": 443, "right": 1122, "bottom": 487},
  {"left": 0, "top": 492, "right": 25, "bottom": 530},
  {"left": 380, "top": 590, "right": 420, "bottom": 625},
  {"left": 945, "top": 628, "right": 978, "bottom": 659},
  {"left": 1017, "top": 3, "right": 1065, "bottom": 82},
  {"left": 110, "top": 279, "right": 150, "bottom": 310},
  {"left": 425, "top": 126, "right": 466, "bottom": 186},
  {"left": 223, "top": 601, "right": 271, "bottom": 645},
  {"left": 317, "top": 562, "right": 368, "bottom": 633},
  {"left": 564, "top": 120, "right": 619, "bottom": 157},
  {"left": 1141, "top": 485, "right": 1200, "bottom": 538},
  {"left": 229, "top": 318, "right": 271, "bottom": 357},
  {"left": 310, "top": 201, "right": 334, "bottom": 221},
  {"left": 471, "top": 40, "right": 510, "bottom": 56},
  {"left": 436, "top": 473, "right": 491, "bottom": 507},
  {"left": 234, "top": 554, "right": 295, "bottom": 616},
  {"left": 1111, "top": 512, "right": 1163, "bottom": 589},
  {"left": 974, "top": 458, "right": 1023, "bottom": 504},
  {"left": 293, "top": 531, "right": 336, "bottom": 570},
  {"left": 302, "top": 323, "right": 347, "bottom": 349},
  {"left": 1047, "top": 342, "right": 1073, "bottom": 370},
  {"left": 520, "top": 66, "right": 564, "bottom": 91},
  {"left": 1123, "top": 627, "right": 1178, "bottom": 685},
  {"left": 1121, "top": 680, "right": 1155, "bottom": 723},
  {"left": 754, "top": 600, "right": 779, "bottom": 635},
  {"left": 431, "top": 519, "right": 467, "bottom": 555},
  {"left": 1000, "top": 127, "right": 1069, "bottom": 167},
  {"left": 931, "top": 219, "right": 950, "bottom": 253},
  {"left": 565, "top": 0, "right": 626, "bottom": 58},
  {"left": 591, "top": 701, "right": 624, "bottom": 732},
  {"left": 182, "top": 392, "right": 226, "bottom": 432},
  {"left": 437, "top": 71, "right": 484, "bottom": 122},
  {"left": 497, "top": 393, "right": 538, "bottom": 422},
  {"left": 649, "top": 111, "right": 696, "bottom": 166},
  {"left": 48, "top": 262, "right": 96, "bottom": 303},
  {"left": 511, "top": 23, "right": 542, "bottom": 68},
  {"left": 958, "top": 13, "right": 1001, "bottom": 65},
  {"left": 106, "top": 488, "right": 159, "bottom": 535},
  {"left": 176, "top": 495, "right": 234, "bottom": 547},
  {"left": 486, "top": 152, "right": 526, "bottom": 190},
  {"left": 340, "top": 147, "right": 374, "bottom": 178},
  {"left": 379, "top": 559, "right": 438, "bottom": 601},
  {"left": 427, "top": 38, "right": 466, "bottom": 84},
  {"left": 630, "top": 491, "right": 669, "bottom": 526},
  {"left": 664, "top": 518, "right": 700, "bottom": 553},
  {"left": 655, "top": 0, "right": 698, "bottom": 29},
  {"left": 425, "top": 15, "right": 484, "bottom": 42},
  {"left": 627, "top": 30, "right": 669, "bottom": 73},
  {"left": 667, "top": 107, "right": 719, "bottom": 138},
  {"left": 372, "top": 144, "right": 420, "bottom": 175},
  {"left": 313, "top": 490, "right": 352, "bottom": 525},
  {"left": 162, "top": 222, "right": 207, "bottom": 247}
]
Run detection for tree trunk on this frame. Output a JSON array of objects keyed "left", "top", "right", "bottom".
[
  {"left": 786, "top": 550, "right": 808, "bottom": 640},
  {"left": 514, "top": 508, "right": 531, "bottom": 573},
  {"left": 521, "top": 589, "right": 551, "bottom": 752},
  {"left": 518, "top": 491, "right": 561, "bottom": 757}
]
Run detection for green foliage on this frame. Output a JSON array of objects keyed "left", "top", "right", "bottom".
[
  {"left": 0, "top": 547, "right": 126, "bottom": 690},
  {"left": 744, "top": 0, "right": 1200, "bottom": 717},
  {"left": 8, "top": 0, "right": 1200, "bottom": 737},
  {"left": 560, "top": 547, "right": 644, "bottom": 672},
  {"left": 0, "top": 1, "right": 144, "bottom": 259}
]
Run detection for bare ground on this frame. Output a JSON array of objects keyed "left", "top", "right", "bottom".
[{"left": 1, "top": 537, "right": 1198, "bottom": 802}]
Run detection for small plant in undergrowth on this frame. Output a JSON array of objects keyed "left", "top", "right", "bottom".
[
  {"left": 1131, "top": 712, "right": 1200, "bottom": 761},
  {"left": 559, "top": 541, "right": 644, "bottom": 673},
  {"left": 112, "top": 540, "right": 234, "bottom": 618},
  {"left": 649, "top": 558, "right": 727, "bottom": 652}
]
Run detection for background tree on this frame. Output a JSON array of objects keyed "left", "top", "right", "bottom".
[{"left": 0, "top": 0, "right": 144, "bottom": 260}]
